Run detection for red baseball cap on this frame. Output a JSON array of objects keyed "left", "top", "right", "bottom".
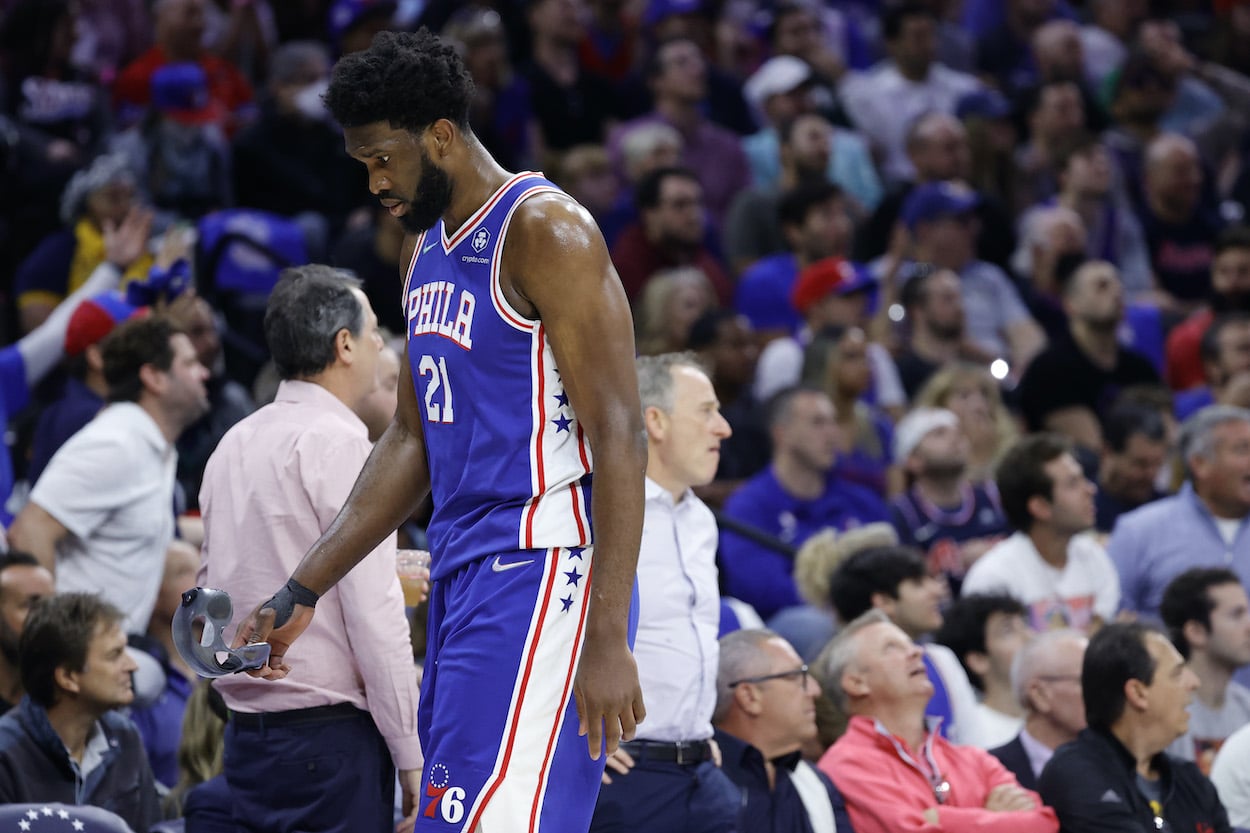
[{"left": 791, "top": 257, "right": 876, "bottom": 314}]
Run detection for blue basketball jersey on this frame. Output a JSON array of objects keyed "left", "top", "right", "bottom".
[{"left": 403, "top": 172, "right": 592, "bottom": 579}]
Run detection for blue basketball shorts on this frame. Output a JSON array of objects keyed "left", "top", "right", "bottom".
[{"left": 415, "top": 545, "right": 611, "bottom": 832}]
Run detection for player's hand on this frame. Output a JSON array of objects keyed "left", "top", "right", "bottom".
[
  {"left": 573, "top": 635, "right": 645, "bottom": 761},
  {"left": 984, "top": 784, "right": 1037, "bottom": 813},
  {"left": 230, "top": 596, "right": 315, "bottom": 679}
]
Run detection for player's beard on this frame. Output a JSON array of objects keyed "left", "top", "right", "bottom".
[{"left": 399, "top": 148, "right": 454, "bottom": 234}]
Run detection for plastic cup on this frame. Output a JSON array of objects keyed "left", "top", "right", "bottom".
[{"left": 396, "top": 549, "right": 431, "bottom": 607}]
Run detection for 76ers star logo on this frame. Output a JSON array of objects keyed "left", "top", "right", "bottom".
[
  {"left": 471, "top": 227, "right": 490, "bottom": 253},
  {"left": 423, "top": 762, "right": 467, "bottom": 823}
]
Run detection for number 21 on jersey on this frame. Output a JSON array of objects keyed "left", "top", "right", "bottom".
[{"left": 418, "top": 354, "right": 454, "bottom": 423}]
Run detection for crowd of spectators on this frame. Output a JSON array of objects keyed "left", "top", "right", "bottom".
[{"left": 5, "top": 0, "right": 1250, "bottom": 830}]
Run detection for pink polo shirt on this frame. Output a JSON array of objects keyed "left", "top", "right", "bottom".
[
  {"left": 820, "top": 715, "right": 1057, "bottom": 833},
  {"left": 200, "top": 380, "right": 422, "bottom": 770}
]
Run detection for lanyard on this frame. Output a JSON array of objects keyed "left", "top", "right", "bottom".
[{"left": 874, "top": 720, "right": 951, "bottom": 805}]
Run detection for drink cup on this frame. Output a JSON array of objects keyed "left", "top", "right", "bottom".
[{"left": 397, "top": 549, "right": 431, "bottom": 607}]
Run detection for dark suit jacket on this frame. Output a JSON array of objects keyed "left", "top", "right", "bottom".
[{"left": 990, "top": 734, "right": 1037, "bottom": 791}]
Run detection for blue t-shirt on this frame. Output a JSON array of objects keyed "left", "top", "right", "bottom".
[{"left": 719, "top": 467, "right": 890, "bottom": 618}]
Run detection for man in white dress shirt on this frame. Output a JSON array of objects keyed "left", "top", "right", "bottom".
[{"left": 590, "top": 352, "right": 739, "bottom": 833}]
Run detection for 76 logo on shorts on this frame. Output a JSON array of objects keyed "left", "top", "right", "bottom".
[{"left": 423, "top": 763, "right": 466, "bottom": 824}]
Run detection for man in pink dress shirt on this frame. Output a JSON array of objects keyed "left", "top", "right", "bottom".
[
  {"left": 816, "top": 609, "right": 1059, "bottom": 833},
  {"left": 199, "top": 265, "right": 421, "bottom": 833}
]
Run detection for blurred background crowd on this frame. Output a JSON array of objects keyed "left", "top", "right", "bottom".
[{"left": 5, "top": 0, "right": 1250, "bottom": 830}]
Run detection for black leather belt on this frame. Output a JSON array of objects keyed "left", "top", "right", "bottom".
[
  {"left": 229, "top": 701, "right": 362, "bottom": 730},
  {"left": 618, "top": 739, "right": 712, "bottom": 766}
]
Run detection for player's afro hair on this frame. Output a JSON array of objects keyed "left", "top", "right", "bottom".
[{"left": 324, "top": 28, "right": 475, "bottom": 133}]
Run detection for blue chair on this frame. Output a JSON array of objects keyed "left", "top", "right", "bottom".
[{"left": 195, "top": 208, "right": 311, "bottom": 390}]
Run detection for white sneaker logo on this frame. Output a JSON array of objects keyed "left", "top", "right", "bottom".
[
  {"left": 422, "top": 241, "right": 437, "bottom": 256},
  {"left": 492, "top": 556, "right": 534, "bottom": 573}
]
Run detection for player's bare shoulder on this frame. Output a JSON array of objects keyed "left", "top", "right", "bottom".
[
  {"left": 507, "top": 192, "right": 609, "bottom": 272},
  {"left": 502, "top": 190, "right": 615, "bottom": 314}
]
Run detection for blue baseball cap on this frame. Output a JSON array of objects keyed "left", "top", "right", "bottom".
[{"left": 901, "top": 182, "right": 982, "bottom": 229}]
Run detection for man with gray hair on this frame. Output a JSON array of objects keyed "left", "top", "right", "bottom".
[
  {"left": 198, "top": 265, "right": 422, "bottom": 833},
  {"left": 590, "top": 352, "right": 738, "bottom": 833},
  {"left": 1110, "top": 405, "right": 1250, "bottom": 634},
  {"left": 990, "top": 629, "right": 1089, "bottom": 790},
  {"left": 814, "top": 610, "right": 1058, "bottom": 833},
  {"left": 713, "top": 628, "right": 855, "bottom": 832}
]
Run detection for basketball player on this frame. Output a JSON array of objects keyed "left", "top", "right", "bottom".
[{"left": 230, "top": 29, "right": 648, "bottom": 833}]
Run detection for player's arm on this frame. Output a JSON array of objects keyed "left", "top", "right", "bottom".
[
  {"left": 232, "top": 237, "right": 429, "bottom": 675},
  {"left": 508, "top": 193, "right": 649, "bottom": 758}
]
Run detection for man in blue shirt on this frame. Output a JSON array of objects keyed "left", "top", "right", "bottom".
[
  {"left": 720, "top": 386, "right": 889, "bottom": 622},
  {"left": 1110, "top": 405, "right": 1250, "bottom": 628}
]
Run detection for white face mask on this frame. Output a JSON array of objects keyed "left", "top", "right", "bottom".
[{"left": 293, "top": 78, "right": 329, "bottom": 120}]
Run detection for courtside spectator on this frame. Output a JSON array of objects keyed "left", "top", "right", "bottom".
[
  {"left": 990, "top": 629, "right": 1089, "bottom": 790},
  {"left": 0, "top": 594, "right": 160, "bottom": 831},
  {"left": 935, "top": 593, "right": 1032, "bottom": 749},
  {"left": 827, "top": 544, "right": 980, "bottom": 744},
  {"left": 962, "top": 434, "right": 1120, "bottom": 633},
  {"left": 0, "top": 553, "right": 54, "bottom": 715},
  {"left": 714, "top": 628, "right": 855, "bottom": 832},
  {"left": 1095, "top": 404, "right": 1169, "bottom": 533},
  {"left": 890, "top": 407, "right": 1009, "bottom": 591},
  {"left": 816, "top": 610, "right": 1058, "bottom": 833},
  {"left": 1160, "top": 567, "right": 1250, "bottom": 773},
  {"left": 1111, "top": 406, "right": 1250, "bottom": 622},
  {"left": 1038, "top": 622, "right": 1229, "bottom": 833},
  {"left": 1166, "top": 226, "right": 1250, "bottom": 391},
  {"left": 720, "top": 386, "right": 888, "bottom": 623},
  {"left": 10, "top": 316, "right": 210, "bottom": 635},
  {"left": 1016, "top": 260, "right": 1160, "bottom": 451}
]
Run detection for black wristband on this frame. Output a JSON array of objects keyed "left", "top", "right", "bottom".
[
  {"left": 285, "top": 578, "right": 320, "bottom": 608},
  {"left": 263, "top": 578, "right": 320, "bottom": 629}
]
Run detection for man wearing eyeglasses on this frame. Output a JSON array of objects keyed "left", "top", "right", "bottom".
[
  {"left": 990, "top": 628, "right": 1089, "bottom": 790},
  {"left": 817, "top": 609, "right": 1059, "bottom": 833},
  {"left": 589, "top": 352, "right": 739, "bottom": 833},
  {"left": 714, "top": 628, "right": 856, "bottom": 832}
]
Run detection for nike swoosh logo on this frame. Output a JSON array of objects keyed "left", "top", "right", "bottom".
[
  {"left": 422, "top": 242, "right": 437, "bottom": 255},
  {"left": 492, "top": 556, "right": 534, "bottom": 573}
]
